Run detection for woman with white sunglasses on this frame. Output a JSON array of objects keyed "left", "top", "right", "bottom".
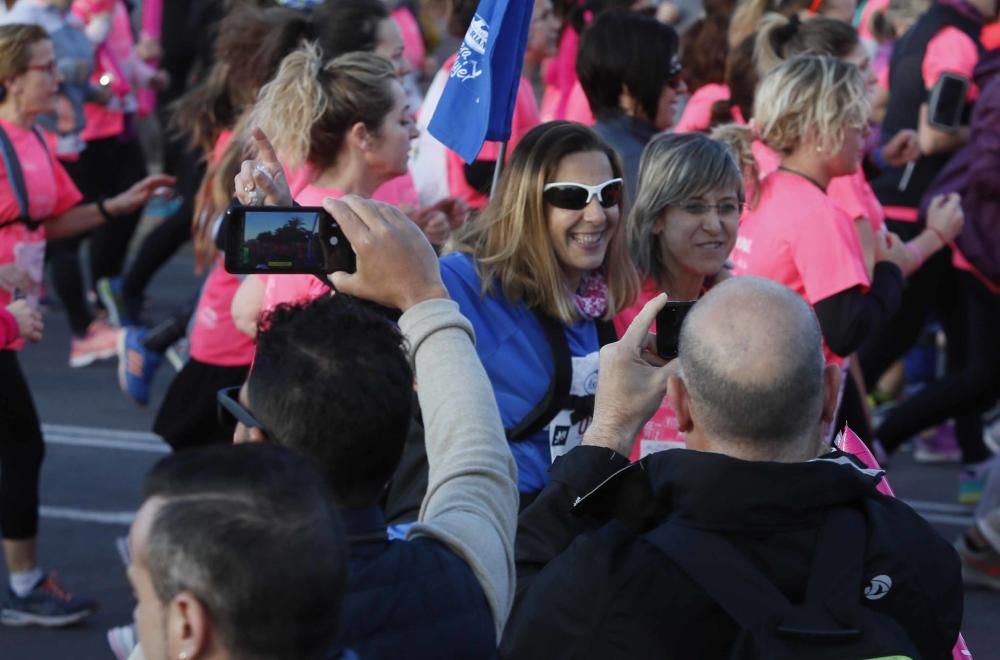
[{"left": 442, "top": 121, "right": 637, "bottom": 501}]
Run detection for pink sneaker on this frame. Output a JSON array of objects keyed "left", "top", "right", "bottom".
[
  {"left": 913, "top": 423, "right": 961, "bottom": 464},
  {"left": 69, "top": 320, "right": 121, "bottom": 368}
]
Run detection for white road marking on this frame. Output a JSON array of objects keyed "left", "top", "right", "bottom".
[{"left": 42, "top": 423, "right": 161, "bottom": 443}]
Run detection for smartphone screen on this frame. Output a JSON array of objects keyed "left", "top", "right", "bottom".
[
  {"left": 928, "top": 73, "right": 968, "bottom": 133},
  {"left": 655, "top": 300, "right": 697, "bottom": 360},
  {"left": 225, "top": 206, "right": 355, "bottom": 275}
]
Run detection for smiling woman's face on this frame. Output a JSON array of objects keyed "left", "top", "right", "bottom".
[{"left": 656, "top": 186, "right": 741, "bottom": 279}]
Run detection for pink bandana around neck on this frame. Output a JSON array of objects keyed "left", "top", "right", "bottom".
[{"left": 575, "top": 270, "right": 609, "bottom": 319}]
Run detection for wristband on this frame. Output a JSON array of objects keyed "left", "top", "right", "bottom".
[
  {"left": 96, "top": 197, "right": 115, "bottom": 222},
  {"left": 927, "top": 225, "right": 949, "bottom": 247},
  {"left": 905, "top": 241, "right": 924, "bottom": 269}
]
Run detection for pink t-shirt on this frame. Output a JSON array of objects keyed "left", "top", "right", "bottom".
[
  {"left": 732, "top": 170, "right": 869, "bottom": 364},
  {"left": 446, "top": 56, "right": 541, "bottom": 209},
  {"left": 392, "top": 6, "right": 425, "bottom": 75},
  {"left": 258, "top": 184, "right": 344, "bottom": 315},
  {"left": 540, "top": 26, "right": 580, "bottom": 123},
  {"left": 73, "top": 0, "right": 128, "bottom": 141},
  {"left": 675, "top": 83, "right": 732, "bottom": 134},
  {"left": 189, "top": 256, "right": 255, "bottom": 366},
  {"left": 0, "top": 119, "right": 82, "bottom": 348},
  {"left": 614, "top": 276, "right": 688, "bottom": 459},
  {"left": 752, "top": 140, "right": 884, "bottom": 232},
  {"left": 373, "top": 172, "right": 420, "bottom": 210},
  {"left": 923, "top": 27, "right": 980, "bottom": 100}
]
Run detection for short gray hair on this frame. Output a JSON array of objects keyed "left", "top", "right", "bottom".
[
  {"left": 679, "top": 277, "right": 826, "bottom": 447},
  {"left": 627, "top": 133, "right": 744, "bottom": 281}
]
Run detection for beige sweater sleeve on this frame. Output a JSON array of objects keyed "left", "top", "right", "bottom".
[{"left": 400, "top": 298, "right": 519, "bottom": 641}]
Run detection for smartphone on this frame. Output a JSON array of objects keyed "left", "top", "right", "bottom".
[
  {"left": 223, "top": 206, "right": 356, "bottom": 276},
  {"left": 655, "top": 300, "right": 697, "bottom": 360},
  {"left": 927, "top": 73, "right": 969, "bottom": 134}
]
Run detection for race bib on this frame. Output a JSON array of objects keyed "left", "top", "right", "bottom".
[{"left": 548, "top": 351, "right": 600, "bottom": 462}]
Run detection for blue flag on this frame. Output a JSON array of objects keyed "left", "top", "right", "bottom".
[{"left": 427, "top": 0, "right": 534, "bottom": 164}]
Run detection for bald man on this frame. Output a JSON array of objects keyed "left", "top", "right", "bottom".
[{"left": 502, "top": 277, "right": 964, "bottom": 660}]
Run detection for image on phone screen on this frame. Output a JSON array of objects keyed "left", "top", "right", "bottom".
[{"left": 237, "top": 209, "right": 324, "bottom": 273}]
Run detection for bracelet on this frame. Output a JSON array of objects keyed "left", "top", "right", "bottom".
[
  {"left": 96, "top": 197, "right": 115, "bottom": 222},
  {"left": 905, "top": 241, "right": 924, "bottom": 269},
  {"left": 926, "top": 225, "right": 949, "bottom": 247}
]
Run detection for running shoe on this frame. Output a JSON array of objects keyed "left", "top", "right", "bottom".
[
  {"left": 69, "top": 320, "right": 122, "bottom": 368},
  {"left": 0, "top": 573, "right": 96, "bottom": 627},
  {"left": 118, "top": 326, "right": 163, "bottom": 406},
  {"left": 959, "top": 459, "right": 994, "bottom": 505},
  {"left": 107, "top": 623, "right": 138, "bottom": 660},
  {"left": 954, "top": 535, "right": 1000, "bottom": 591},
  {"left": 913, "top": 424, "right": 961, "bottom": 464},
  {"left": 96, "top": 276, "right": 126, "bottom": 328}
]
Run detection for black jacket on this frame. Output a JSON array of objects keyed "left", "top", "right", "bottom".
[{"left": 501, "top": 446, "right": 963, "bottom": 659}]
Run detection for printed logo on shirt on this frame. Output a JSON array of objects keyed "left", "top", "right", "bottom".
[
  {"left": 451, "top": 14, "right": 488, "bottom": 82},
  {"left": 864, "top": 574, "right": 892, "bottom": 600},
  {"left": 552, "top": 425, "right": 570, "bottom": 447}
]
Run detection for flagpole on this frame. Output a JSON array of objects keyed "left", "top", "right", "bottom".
[{"left": 489, "top": 141, "right": 508, "bottom": 199}]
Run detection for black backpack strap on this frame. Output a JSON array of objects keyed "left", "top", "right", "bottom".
[
  {"left": 0, "top": 124, "right": 49, "bottom": 232},
  {"left": 644, "top": 510, "right": 868, "bottom": 645},
  {"left": 505, "top": 309, "right": 573, "bottom": 442}
]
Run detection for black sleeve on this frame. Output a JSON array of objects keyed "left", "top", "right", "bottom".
[
  {"left": 812, "top": 262, "right": 904, "bottom": 357},
  {"left": 463, "top": 160, "right": 497, "bottom": 196},
  {"left": 514, "top": 447, "right": 629, "bottom": 601}
]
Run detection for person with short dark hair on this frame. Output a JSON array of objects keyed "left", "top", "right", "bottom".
[
  {"left": 232, "top": 195, "right": 518, "bottom": 658},
  {"left": 501, "top": 277, "right": 963, "bottom": 659},
  {"left": 576, "top": 9, "right": 685, "bottom": 201},
  {"left": 127, "top": 443, "right": 349, "bottom": 660}
]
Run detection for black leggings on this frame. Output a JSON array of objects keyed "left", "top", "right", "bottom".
[
  {"left": 120, "top": 141, "right": 204, "bottom": 323},
  {"left": 0, "top": 351, "right": 45, "bottom": 540},
  {"left": 47, "top": 133, "right": 147, "bottom": 336},
  {"left": 859, "top": 220, "right": 952, "bottom": 390},
  {"left": 876, "top": 269, "right": 1000, "bottom": 463}
]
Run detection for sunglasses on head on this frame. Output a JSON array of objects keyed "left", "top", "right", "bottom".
[
  {"left": 543, "top": 178, "right": 624, "bottom": 210},
  {"left": 217, "top": 386, "right": 268, "bottom": 435}
]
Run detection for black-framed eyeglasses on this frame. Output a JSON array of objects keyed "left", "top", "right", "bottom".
[
  {"left": 670, "top": 202, "right": 744, "bottom": 219},
  {"left": 543, "top": 178, "right": 624, "bottom": 210},
  {"left": 217, "top": 386, "right": 268, "bottom": 434}
]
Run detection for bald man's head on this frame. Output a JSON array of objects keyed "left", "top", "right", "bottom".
[{"left": 678, "top": 277, "right": 826, "bottom": 450}]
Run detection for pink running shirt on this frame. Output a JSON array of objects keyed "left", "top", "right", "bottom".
[{"left": 732, "top": 170, "right": 869, "bottom": 365}]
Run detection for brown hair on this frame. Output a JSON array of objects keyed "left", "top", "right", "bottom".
[
  {"left": 729, "top": 0, "right": 814, "bottom": 47},
  {"left": 754, "top": 13, "right": 859, "bottom": 77},
  {"left": 250, "top": 45, "right": 397, "bottom": 173},
  {"left": 679, "top": 0, "right": 737, "bottom": 93},
  {"left": 0, "top": 23, "right": 50, "bottom": 90},
  {"left": 449, "top": 121, "right": 638, "bottom": 323},
  {"left": 171, "top": 4, "right": 315, "bottom": 155},
  {"left": 709, "top": 34, "right": 757, "bottom": 129}
]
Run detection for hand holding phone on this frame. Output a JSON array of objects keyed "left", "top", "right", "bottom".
[
  {"left": 655, "top": 300, "right": 697, "bottom": 360},
  {"left": 224, "top": 206, "right": 356, "bottom": 276},
  {"left": 325, "top": 196, "right": 448, "bottom": 312}
]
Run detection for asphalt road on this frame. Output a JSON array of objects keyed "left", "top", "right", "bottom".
[{"left": 1, "top": 239, "right": 998, "bottom": 660}]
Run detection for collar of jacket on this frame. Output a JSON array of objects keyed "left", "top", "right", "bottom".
[
  {"left": 594, "top": 112, "right": 658, "bottom": 144},
  {"left": 574, "top": 449, "right": 884, "bottom": 532}
]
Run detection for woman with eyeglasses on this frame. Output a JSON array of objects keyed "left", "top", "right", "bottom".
[
  {"left": 613, "top": 133, "right": 744, "bottom": 460},
  {"left": 576, "top": 9, "right": 685, "bottom": 203},
  {"left": 0, "top": 22, "right": 169, "bottom": 628},
  {"left": 442, "top": 121, "right": 637, "bottom": 500}
]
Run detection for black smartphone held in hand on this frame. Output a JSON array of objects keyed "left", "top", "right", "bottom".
[
  {"left": 224, "top": 206, "right": 356, "bottom": 276},
  {"left": 655, "top": 300, "right": 697, "bottom": 360},
  {"left": 927, "top": 72, "right": 969, "bottom": 134}
]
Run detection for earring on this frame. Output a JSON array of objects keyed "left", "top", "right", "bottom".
[{"left": 179, "top": 653, "right": 189, "bottom": 660}]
